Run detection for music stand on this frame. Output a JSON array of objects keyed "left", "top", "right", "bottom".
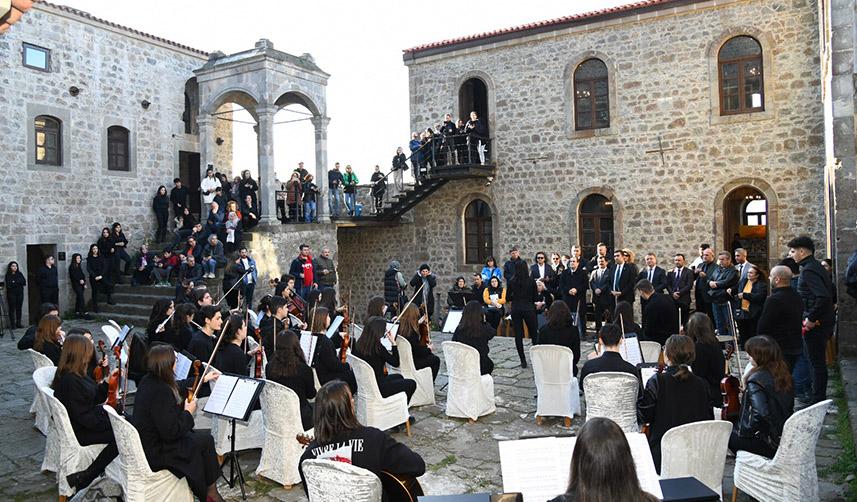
[{"left": 202, "top": 373, "right": 264, "bottom": 499}]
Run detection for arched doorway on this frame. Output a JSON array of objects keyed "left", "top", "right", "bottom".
[
  {"left": 458, "top": 77, "right": 489, "bottom": 136},
  {"left": 578, "top": 194, "right": 614, "bottom": 258},
  {"left": 723, "top": 186, "right": 768, "bottom": 268}
]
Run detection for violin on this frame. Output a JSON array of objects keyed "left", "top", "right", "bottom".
[
  {"left": 188, "top": 360, "right": 202, "bottom": 402},
  {"left": 254, "top": 327, "right": 264, "bottom": 379},
  {"left": 106, "top": 345, "right": 121, "bottom": 411},
  {"left": 720, "top": 345, "right": 741, "bottom": 422},
  {"left": 417, "top": 304, "right": 431, "bottom": 347},
  {"left": 94, "top": 340, "right": 107, "bottom": 381}
]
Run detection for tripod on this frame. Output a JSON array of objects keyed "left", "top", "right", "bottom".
[
  {"left": 220, "top": 418, "right": 246, "bottom": 499},
  {"left": 0, "top": 287, "right": 12, "bottom": 340}
]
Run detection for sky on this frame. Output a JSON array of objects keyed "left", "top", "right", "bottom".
[{"left": 58, "top": 0, "right": 629, "bottom": 181}]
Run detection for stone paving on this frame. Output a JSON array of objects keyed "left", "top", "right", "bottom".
[{"left": 0, "top": 320, "right": 850, "bottom": 501}]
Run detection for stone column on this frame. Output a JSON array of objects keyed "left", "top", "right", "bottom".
[
  {"left": 256, "top": 105, "right": 278, "bottom": 224},
  {"left": 311, "top": 116, "right": 331, "bottom": 222},
  {"left": 198, "top": 115, "right": 217, "bottom": 210}
]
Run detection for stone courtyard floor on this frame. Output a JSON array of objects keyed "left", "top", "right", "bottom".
[{"left": 0, "top": 320, "right": 850, "bottom": 501}]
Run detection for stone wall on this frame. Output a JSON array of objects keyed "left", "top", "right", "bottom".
[{"left": 338, "top": 0, "right": 827, "bottom": 317}]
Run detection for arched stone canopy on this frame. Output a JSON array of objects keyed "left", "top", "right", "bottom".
[{"left": 194, "top": 39, "right": 331, "bottom": 223}]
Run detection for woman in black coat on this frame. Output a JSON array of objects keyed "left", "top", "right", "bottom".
[
  {"left": 507, "top": 260, "right": 538, "bottom": 368},
  {"left": 306, "top": 307, "right": 357, "bottom": 393},
  {"left": 131, "top": 345, "right": 223, "bottom": 502},
  {"left": 735, "top": 265, "right": 768, "bottom": 347},
  {"left": 536, "top": 300, "right": 580, "bottom": 376},
  {"left": 68, "top": 254, "right": 87, "bottom": 318},
  {"left": 214, "top": 314, "right": 257, "bottom": 376},
  {"left": 452, "top": 301, "right": 495, "bottom": 375},
  {"left": 152, "top": 186, "right": 170, "bottom": 243},
  {"left": 109, "top": 223, "right": 131, "bottom": 283},
  {"left": 266, "top": 331, "right": 316, "bottom": 430},
  {"left": 4, "top": 261, "right": 26, "bottom": 328},
  {"left": 352, "top": 316, "right": 417, "bottom": 402},
  {"left": 52, "top": 334, "right": 118, "bottom": 491},
  {"left": 96, "top": 227, "right": 115, "bottom": 282},
  {"left": 86, "top": 244, "right": 112, "bottom": 312},
  {"left": 685, "top": 312, "right": 726, "bottom": 407}
]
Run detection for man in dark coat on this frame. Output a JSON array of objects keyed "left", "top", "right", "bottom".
[
  {"left": 707, "top": 251, "right": 739, "bottom": 339},
  {"left": 579, "top": 323, "right": 643, "bottom": 397},
  {"left": 667, "top": 253, "right": 694, "bottom": 327},
  {"left": 756, "top": 265, "right": 804, "bottom": 372},
  {"left": 636, "top": 280, "right": 679, "bottom": 345},
  {"left": 36, "top": 255, "right": 59, "bottom": 305},
  {"left": 409, "top": 263, "right": 437, "bottom": 318},
  {"left": 529, "top": 251, "right": 557, "bottom": 290},
  {"left": 606, "top": 249, "right": 635, "bottom": 313},
  {"left": 693, "top": 247, "right": 716, "bottom": 317},
  {"left": 169, "top": 178, "right": 189, "bottom": 219},
  {"left": 559, "top": 256, "right": 589, "bottom": 339},
  {"left": 503, "top": 246, "right": 523, "bottom": 283}
]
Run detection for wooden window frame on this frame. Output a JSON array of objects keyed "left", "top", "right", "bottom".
[
  {"left": 464, "top": 199, "right": 493, "bottom": 265},
  {"left": 578, "top": 195, "right": 614, "bottom": 259},
  {"left": 34, "top": 115, "right": 61, "bottom": 166},
  {"left": 573, "top": 60, "right": 610, "bottom": 131},
  {"left": 107, "top": 126, "right": 130, "bottom": 172},
  {"left": 718, "top": 38, "right": 764, "bottom": 116}
]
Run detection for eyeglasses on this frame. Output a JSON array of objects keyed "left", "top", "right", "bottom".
[{"left": 537, "top": 256, "right": 545, "bottom": 260}]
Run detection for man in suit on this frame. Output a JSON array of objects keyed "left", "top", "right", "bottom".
[
  {"left": 667, "top": 253, "right": 694, "bottom": 327},
  {"left": 636, "top": 252, "right": 667, "bottom": 311},
  {"left": 587, "top": 242, "right": 609, "bottom": 272},
  {"left": 708, "top": 251, "right": 739, "bottom": 339},
  {"left": 607, "top": 249, "right": 635, "bottom": 313},
  {"left": 579, "top": 323, "right": 643, "bottom": 396},
  {"left": 693, "top": 247, "right": 716, "bottom": 317},
  {"left": 589, "top": 255, "right": 611, "bottom": 335},
  {"left": 734, "top": 247, "right": 752, "bottom": 282},
  {"left": 529, "top": 251, "right": 556, "bottom": 290},
  {"left": 636, "top": 279, "right": 679, "bottom": 345},
  {"left": 559, "top": 255, "right": 589, "bottom": 340},
  {"left": 571, "top": 245, "right": 588, "bottom": 273}
]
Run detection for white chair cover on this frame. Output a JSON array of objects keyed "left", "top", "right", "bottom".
[
  {"left": 44, "top": 392, "right": 121, "bottom": 497},
  {"left": 103, "top": 405, "right": 193, "bottom": 502},
  {"left": 302, "top": 458, "right": 382, "bottom": 502},
  {"left": 255, "top": 380, "right": 313, "bottom": 487},
  {"left": 441, "top": 341, "right": 496, "bottom": 421},
  {"left": 33, "top": 366, "right": 58, "bottom": 472},
  {"left": 28, "top": 349, "right": 53, "bottom": 433},
  {"left": 733, "top": 399, "right": 832, "bottom": 502},
  {"left": 248, "top": 346, "right": 269, "bottom": 379},
  {"left": 352, "top": 324, "right": 363, "bottom": 342},
  {"left": 660, "top": 420, "right": 732, "bottom": 496},
  {"left": 582, "top": 372, "right": 639, "bottom": 432},
  {"left": 639, "top": 341, "right": 662, "bottom": 363},
  {"left": 530, "top": 345, "right": 581, "bottom": 420},
  {"left": 209, "top": 373, "right": 265, "bottom": 455},
  {"left": 347, "top": 354, "right": 410, "bottom": 431},
  {"left": 387, "top": 336, "right": 435, "bottom": 407}
]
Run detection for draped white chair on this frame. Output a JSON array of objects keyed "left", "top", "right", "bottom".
[
  {"left": 352, "top": 324, "right": 363, "bottom": 342},
  {"left": 102, "top": 405, "right": 192, "bottom": 502},
  {"left": 441, "top": 341, "right": 495, "bottom": 422},
  {"left": 530, "top": 345, "right": 581, "bottom": 426},
  {"left": 347, "top": 354, "right": 411, "bottom": 434},
  {"left": 302, "top": 458, "right": 382, "bottom": 502},
  {"left": 732, "top": 399, "right": 832, "bottom": 502},
  {"left": 582, "top": 372, "right": 639, "bottom": 432},
  {"left": 209, "top": 372, "right": 265, "bottom": 455},
  {"left": 661, "top": 420, "right": 732, "bottom": 498},
  {"left": 33, "top": 366, "right": 59, "bottom": 472},
  {"left": 255, "top": 380, "right": 314, "bottom": 488},
  {"left": 387, "top": 336, "right": 435, "bottom": 407},
  {"left": 639, "top": 341, "right": 662, "bottom": 363},
  {"left": 28, "top": 349, "right": 53, "bottom": 435}
]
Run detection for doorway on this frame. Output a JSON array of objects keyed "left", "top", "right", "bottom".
[
  {"left": 458, "top": 77, "right": 489, "bottom": 137},
  {"left": 578, "top": 194, "right": 614, "bottom": 259},
  {"left": 26, "top": 243, "right": 56, "bottom": 324},
  {"left": 179, "top": 151, "right": 202, "bottom": 218},
  {"left": 723, "top": 186, "right": 768, "bottom": 269}
]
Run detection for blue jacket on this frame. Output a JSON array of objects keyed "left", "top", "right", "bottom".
[
  {"left": 480, "top": 266, "right": 503, "bottom": 283},
  {"left": 236, "top": 257, "right": 258, "bottom": 284}
]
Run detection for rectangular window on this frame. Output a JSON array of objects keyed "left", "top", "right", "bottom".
[{"left": 23, "top": 43, "right": 50, "bottom": 71}]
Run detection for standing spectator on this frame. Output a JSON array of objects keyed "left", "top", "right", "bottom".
[
  {"left": 756, "top": 265, "right": 804, "bottom": 372},
  {"left": 151, "top": 248, "right": 179, "bottom": 287},
  {"left": 667, "top": 253, "right": 694, "bottom": 327},
  {"left": 734, "top": 247, "right": 753, "bottom": 282},
  {"left": 736, "top": 265, "right": 768, "bottom": 347},
  {"left": 294, "top": 162, "right": 309, "bottom": 181},
  {"left": 230, "top": 175, "right": 242, "bottom": 201},
  {"left": 559, "top": 255, "right": 588, "bottom": 341},
  {"left": 480, "top": 256, "right": 503, "bottom": 283},
  {"left": 383, "top": 260, "right": 407, "bottom": 312},
  {"left": 172, "top": 208, "right": 197, "bottom": 248},
  {"left": 455, "top": 119, "right": 467, "bottom": 164},
  {"left": 223, "top": 212, "right": 241, "bottom": 254},
  {"left": 235, "top": 248, "right": 257, "bottom": 306},
  {"left": 212, "top": 187, "right": 227, "bottom": 216},
  {"left": 67, "top": 254, "right": 87, "bottom": 319},
  {"left": 707, "top": 251, "right": 739, "bottom": 339},
  {"left": 86, "top": 244, "right": 112, "bottom": 311},
  {"left": 37, "top": 255, "right": 58, "bottom": 305},
  {"left": 286, "top": 172, "right": 303, "bottom": 222},
  {"left": 240, "top": 194, "right": 259, "bottom": 230},
  {"left": 96, "top": 227, "right": 115, "bottom": 281},
  {"left": 503, "top": 246, "right": 523, "bottom": 283},
  {"left": 635, "top": 279, "right": 678, "bottom": 346},
  {"left": 465, "top": 111, "right": 488, "bottom": 164},
  {"left": 109, "top": 223, "right": 131, "bottom": 283},
  {"left": 152, "top": 186, "right": 170, "bottom": 243},
  {"left": 409, "top": 263, "right": 437, "bottom": 319},
  {"left": 409, "top": 133, "right": 422, "bottom": 184},
  {"left": 507, "top": 260, "right": 537, "bottom": 368},
  {"left": 217, "top": 172, "right": 231, "bottom": 196},
  {"left": 342, "top": 165, "right": 359, "bottom": 216},
  {"left": 370, "top": 165, "right": 386, "bottom": 214},
  {"left": 169, "top": 178, "right": 188, "bottom": 223},
  {"left": 239, "top": 170, "right": 259, "bottom": 207},
  {"left": 590, "top": 255, "right": 611, "bottom": 335},
  {"left": 201, "top": 235, "right": 226, "bottom": 279},
  {"left": 391, "top": 147, "right": 406, "bottom": 198},
  {"left": 327, "top": 162, "right": 344, "bottom": 217},
  {"left": 684, "top": 313, "right": 725, "bottom": 407},
  {"left": 303, "top": 174, "right": 318, "bottom": 223},
  {"left": 131, "top": 244, "right": 154, "bottom": 287},
  {"left": 200, "top": 167, "right": 219, "bottom": 207},
  {"left": 289, "top": 244, "right": 316, "bottom": 300},
  {"left": 4, "top": 261, "right": 26, "bottom": 328},
  {"left": 313, "top": 246, "right": 337, "bottom": 289},
  {"left": 693, "top": 247, "right": 715, "bottom": 317}
]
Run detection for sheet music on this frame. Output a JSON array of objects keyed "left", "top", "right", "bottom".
[
  {"left": 203, "top": 374, "right": 238, "bottom": 415},
  {"left": 326, "top": 316, "right": 344, "bottom": 338},
  {"left": 640, "top": 367, "right": 657, "bottom": 385},
  {"left": 174, "top": 351, "right": 193, "bottom": 380},
  {"left": 221, "top": 378, "right": 260, "bottom": 420},
  {"left": 385, "top": 323, "right": 399, "bottom": 337},
  {"left": 380, "top": 336, "right": 393, "bottom": 351},
  {"left": 289, "top": 313, "right": 302, "bottom": 327},
  {"left": 620, "top": 335, "right": 643, "bottom": 366},
  {"left": 442, "top": 310, "right": 462, "bottom": 333},
  {"left": 300, "top": 333, "right": 318, "bottom": 361},
  {"left": 626, "top": 433, "right": 663, "bottom": 499}
]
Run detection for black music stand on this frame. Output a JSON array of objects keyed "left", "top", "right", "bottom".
[{"left": 202, "top": 373, "right": 264, "bottom": 500}]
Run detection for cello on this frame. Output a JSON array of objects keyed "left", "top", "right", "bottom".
[{"left": 720, "top": 306, "right": 742, "bottom": 423}]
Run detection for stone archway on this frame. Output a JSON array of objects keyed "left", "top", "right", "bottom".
[
  {"left": 713, "top": 178, "right": 779, "bottom": 269},
  {"left": 569, "top": 186, "right": 624, "bottom": 255}
]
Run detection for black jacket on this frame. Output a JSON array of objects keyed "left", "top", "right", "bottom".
[
  {"left": 259, "top": 315, "right": 288, "bottom": 355},
  {"left": 507, "top": 277, "right": 537, "bottom": 312},
  {"left": 392, "top": 153, "right": 407, "bottom": 170},
  {"left": 694, "top": 260, "right": 717, "bottom": 300},
  {"left": 239, "top": 177, "right": 259, "bottom": 200},
  {"left": 693, "top": 341, "right": 726, "bottom": 407},
  {"left": 707, "top": 265, "right": 738, "bottom": 304},
  {"left": 4, "top": 270, "right": 26, "bottom": 296},
  {"left": 737, "top": 369, "right": 794, "bottom": 450},
  {"left": 214, "top": 343, "right": 251, "bottom": 376},
  {"left": 186, "top": 330, "right": 215, "bottom": 363},
  {"left": 152, "top": 194, "right": 170, "bottom": 212},
  {"left": 109, "top": 231, "right": 128, "bottom": 253},
  {"left": 86, "top": 255, "right": 108, "bottom": 279},
  {"left": 737, "top": 278, "right": 768, "bottom": 319},
  {"left": 666, "top": 267, "right": 694, "bottom": 306},
  {"left": 268, "top": 361, "right": 316, "bottom": 430},
  {"left": 589, "top": 267, "right": 612, "bottom": 307},
  {"left": 536, "top": 321, "right": 581, "bottom": 374},
  {"left": 579, "top": 351, "right": 642, "bottom": 396},
  {"left": 38, "top": 340, "right": 63, "bottom": 365},
  {"left": 637, "top": 266, "right": 668, "bottom": 293},
  {"left": 409, "top": 273, "right": 437, "bottom": 315},
  {"left": 558, "top": 267, "right": 588, "bottom": 313},
  {"left": 606, "top": 262, "right": 635, "bottom": 304},
  {"left": 308, "top": 333, "right": 351, "bottom": 385},
  {"left": 170, "top": 186, "right": 189, "bottom": 209},
  {"left": 53, "top": 372, "right": 111, "bottom": 443},
  {"left": 452, "top": 324, "right": 495, "bottom": 375},
  {"left": 37, "top": 265, "right": 58, "bottom": 290},
  {"left": 352, "top": 346, "right": 401, "bottom": 383},
  {"left": 384, "top": 268, "right": 404, "bottom": 305},
  {"left": 529, "top": 263, "right": 557, "bottom": 288},
  {"left": 68, "top": 264, "right": 85, "bottom": 287},
  {"left": 796, "top": 256, "right": 835, "bottom": 325},
  {"left": 503, "top": 257, "right": 523, "bottom": 283},
  {"left": 756, "top": 287, "right": 804, "bottom": 355},
  {"left": 641, "top": 293, "right": 678, "bottom": 345}
]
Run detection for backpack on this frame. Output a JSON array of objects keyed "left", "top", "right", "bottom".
[{"left": 845, "top": 249, "right": 857, "bottom": 300}]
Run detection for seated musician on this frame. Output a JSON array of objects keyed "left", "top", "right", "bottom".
[
  {"left": 318, "top": 286, "right": 348, "bottom": 346},
  {"left": 33, "top": 314, "right": 64, "bottom": 365},
  {"left": 451, "top": 301, "right": 495, "bottom": 375},
  {"left": 166, "top": 303, "right": 196, "bottom": 352},
  {"left": 307, "top": 306, "right": 357, "bottom": 393},
  {"left": 579, "top": 323, "right": 642, "bottom": 395},
  {"left": 131, "top": 345, "right": 223, "bottom": 502},
  {"left": 187, "top": 305, "right": 221, "bottom": 363},
  {"left": 447, "top": 276, "right": 468, "bottom": 308},
  {"left": 145, "top": 298, "right": 174, "bottom": 346},
  {"left": 535, "top": 300, "right": 580, "bottom": 375},
  {"left": 637, "top": 334, "right": 713, "bottom": 471},
  {"left": 352, "top": 316, "right": 417, "bottom": 403},
  {"left": 298, "top": 381, "right": 425, "bottom": 497},
  {"left": 65, "top": 327, "right": 103, "bottom": 379},
  {"left": 397, "top": 304, "right": 441, "bottom": 381},
  {"left": 214, "top": 314, "right": 260, "bottom": 376},
  {"left": 53, "top": 334, "right": 119, "bottom": 492},
  {"left": 684, "top": 312, "right": 726, "bottom": 407},
  {"left": 259, "top": 297, "right": 289, "bottom": 354},
  {"left": 367, "top": 295, "right": 388, "bottom": 318},
  {"left": 728, "top": 335, "right": 794, "bottom": 459},
  {"left": 273, "top": 273, "right": 296, "bottom": 298},
  {"left": 266, "top": 331, "right": 316, "bottom": 430},
  {"left": 482, "top": 276, "right": 506, "bottom": 330},
  {"left": 548, "top": 417, "right": 659, "bottom": 502}
]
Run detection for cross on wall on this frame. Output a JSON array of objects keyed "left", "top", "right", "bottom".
[{"left": 645, "top": 135, "right": 676, "bottom": 166}]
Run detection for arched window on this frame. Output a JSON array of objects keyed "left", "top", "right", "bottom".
[
  {"left": 464, "top": 199, "right": 493, "bottom": 264},
  {"left": 718, "top": 36, "right": 764, "bottom": 115},
  {"left": 743, "top": 198, "right": 767, "bottom": 226},
  {"left": 578, "top": 194, "right": 614, "bottom": 258},
  {"left": 574, "top": 59, "right": 609, "bottom": 130},
  {"left": 34, "top": 115, "right": 61, "bottom": 166},
  {"left": 107, "top": 126, "right": 130, "bottom": 171}
]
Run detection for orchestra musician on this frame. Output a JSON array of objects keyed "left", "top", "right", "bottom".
[
  {"left": 397, "top": 303, "right": 441, "bottom": 381},
  {"left": 306, "top": 306, "right": 357, "bottom": 392},
  {"left": 266, "top": 331, "right": 316, "bottom": 431},
  {"left": 352, "top": 316, "right": 417, "bottom": 403},
  {"left": 213, "top": 314, "right": 260, "bottom": 376},
  {"left": 259, "top": 296, "right": 289, "bottom": 355}
]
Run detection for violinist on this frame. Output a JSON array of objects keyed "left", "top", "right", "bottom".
[
  {"left": 684, "top": 313, "right": 725, "bottom": 407},
  {"left": 306, "top": 307, "right": 357, "bottom": 393},
  {"left": 33, "top": 314, "right": 64, "bottom": 365},
  {"left": 131, "top": 345, "right": 223, "bottom": 502},
  {"left": 187, "top": 305, "right": 222, "bottom": 363},
  {"left": 579, "top": 324, "right": 642, "bottom": 396},
  {"left": 352, "top": 316, "right": 417, "bottom": 403},
  {"left": 145, "top": 298, "right": 174, "bottom": 345},
  {"left": 52, "top": 335, "right": 119, "bottom": 493},
  {"left": 366, "top": 295, "right": 387, "bottom": 318},
  {"left": 259, "top": 296, "right": 289, "bottom": 354},
  {"left": 214, "top": 314, "right": 260, "bottom": 376},
  {"left": 397, "top": 304, "right": 440, "bottom": 381},
  {"left": 66, "top": 327, "right": 105, "bottom": 380},
  {"left": 318, "top": 287, "right": 348, "bottom": 345},
  {"left": 452, "top": 301, "right": 495, "bottom": 375},
  {"left": 266, "top": 331, "right": 316, "bottom": 430}
]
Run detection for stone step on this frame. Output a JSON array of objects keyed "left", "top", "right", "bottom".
[
  {"left": 111, "top": 292, "right": 172, "bottom": 306},
  {"left": 92, "top": 312, "right": 149, "bottom": 327},
  {"left": 97, "top": 302, "right": 155, "bottom": 317},
  {"left": 112, "top": 284, "right": 169, "bottom": 297}
]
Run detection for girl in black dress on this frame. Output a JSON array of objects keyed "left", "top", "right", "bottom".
[
  {"left": 452, "top": 300, "right": 495, "bottom": 375},
  {"left": 87, "top": 243, "right": 112, "bottom": 311},
  {"left": 266, "top": 331, "right": 316, "bottom": 430},
  {"left": 306, "top": 307, "right": 357, "bottom": 393},
  {"left": 397, "top": 304, "right": 441, "bottom": 380},
  {"left": 152, "top": 185, "right": 170, "bottom": 243},
  {"left": 536, "top": 300, "right": 580, "bottom": 375},
  {"left": 214, "top": 314, "right": 259, "bottom": 376},
  {"left": 52, "top": 334, "right": 119, "bottom": 491},
  {"left": 352, "top": 316, "right": 416, "bottom": 402},
  {"left": 33, "top": 314, "right": 63, "bottom": 364},
  {"left": 131, "top": 345, "right": 223, "bottom": 502},
  {"left": 68, "top": 254, "right": 87, "bottom": 319},
  {"left": 4, "top": 261, "right": 26, "bottom": 328}
]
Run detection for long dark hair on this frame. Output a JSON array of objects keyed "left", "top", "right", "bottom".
[
  {"left": 353, "top": 316, "right": 388, "bottom": 357},
  {"left": 366, "top": 296, "right": 386, "bottom": 318},
  {"left": 51, "top": 334, "right": 93, "bottom": 389},
  {"left": 88, "top": 243, "right": 99, "bottom": 258},
  {"left": 746, "top": 335, "right": 792, "bottom": 392},
  {"left": 156, "top": 185, "right": 167, "bottom": 197},
  {"left": 173, "top": 303, "right": 196, "bottom": 332},
  {"left": 223, "top": 314, "right": 246, "bottom": 344},
  {"left": 665, "top": 334, "right": 695, "bottom": 382},
  {"left": 510, "top": 260, "right": 531, "bottom": 290},
  {"left": 68, "top": 254, "right": 82, "bottom": 271},
  {"left": 266, "top": 331, "right": 305, "bottom": 379},
  {"left": 487, "top": 276, "right": 503, "bottom": 294},
  {"left": 319, "top": 287, "right": 337, "bottom": 313},
  {"left": 310, "top": 306, "right": 329, "bottom": 334},
  {"left": 313, "top": 380, "right": 362, "bottom": 444},
  {"left": 685, "top": 312, "right": 717, "bottom": 346},
  {"left": 147, "top": 298, "right": 174, "bottom": 336},
  {"left": 146, "top": 345, "right": 181, "bottom": 403},
  {"left": 564, "top": 417, "right": 658, "bottom": 502},
  {"left": 545, "top": 300, "right": 572, "bottom": 329},
  {"left": 34, "top": 315, "right": 62, "bottom": 351},
  {"left": 612, "top": 301, "right": 635, "bottom": 334},
  {"left": 5, "top": 261, "right": 19, "bottom": 277},
  {"left": 457, "top": 300, "right": 485, "bottom": 335}
]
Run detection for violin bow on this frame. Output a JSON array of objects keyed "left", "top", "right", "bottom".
[
  {"left": 215, "top": 269, "right": 251, "bottom": 306},
  {"left": 190, "top": 317, "right": 231, "bottom": 399},
  {"left": 392, "top": 283, "right": 424, "bottom": 327}
]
